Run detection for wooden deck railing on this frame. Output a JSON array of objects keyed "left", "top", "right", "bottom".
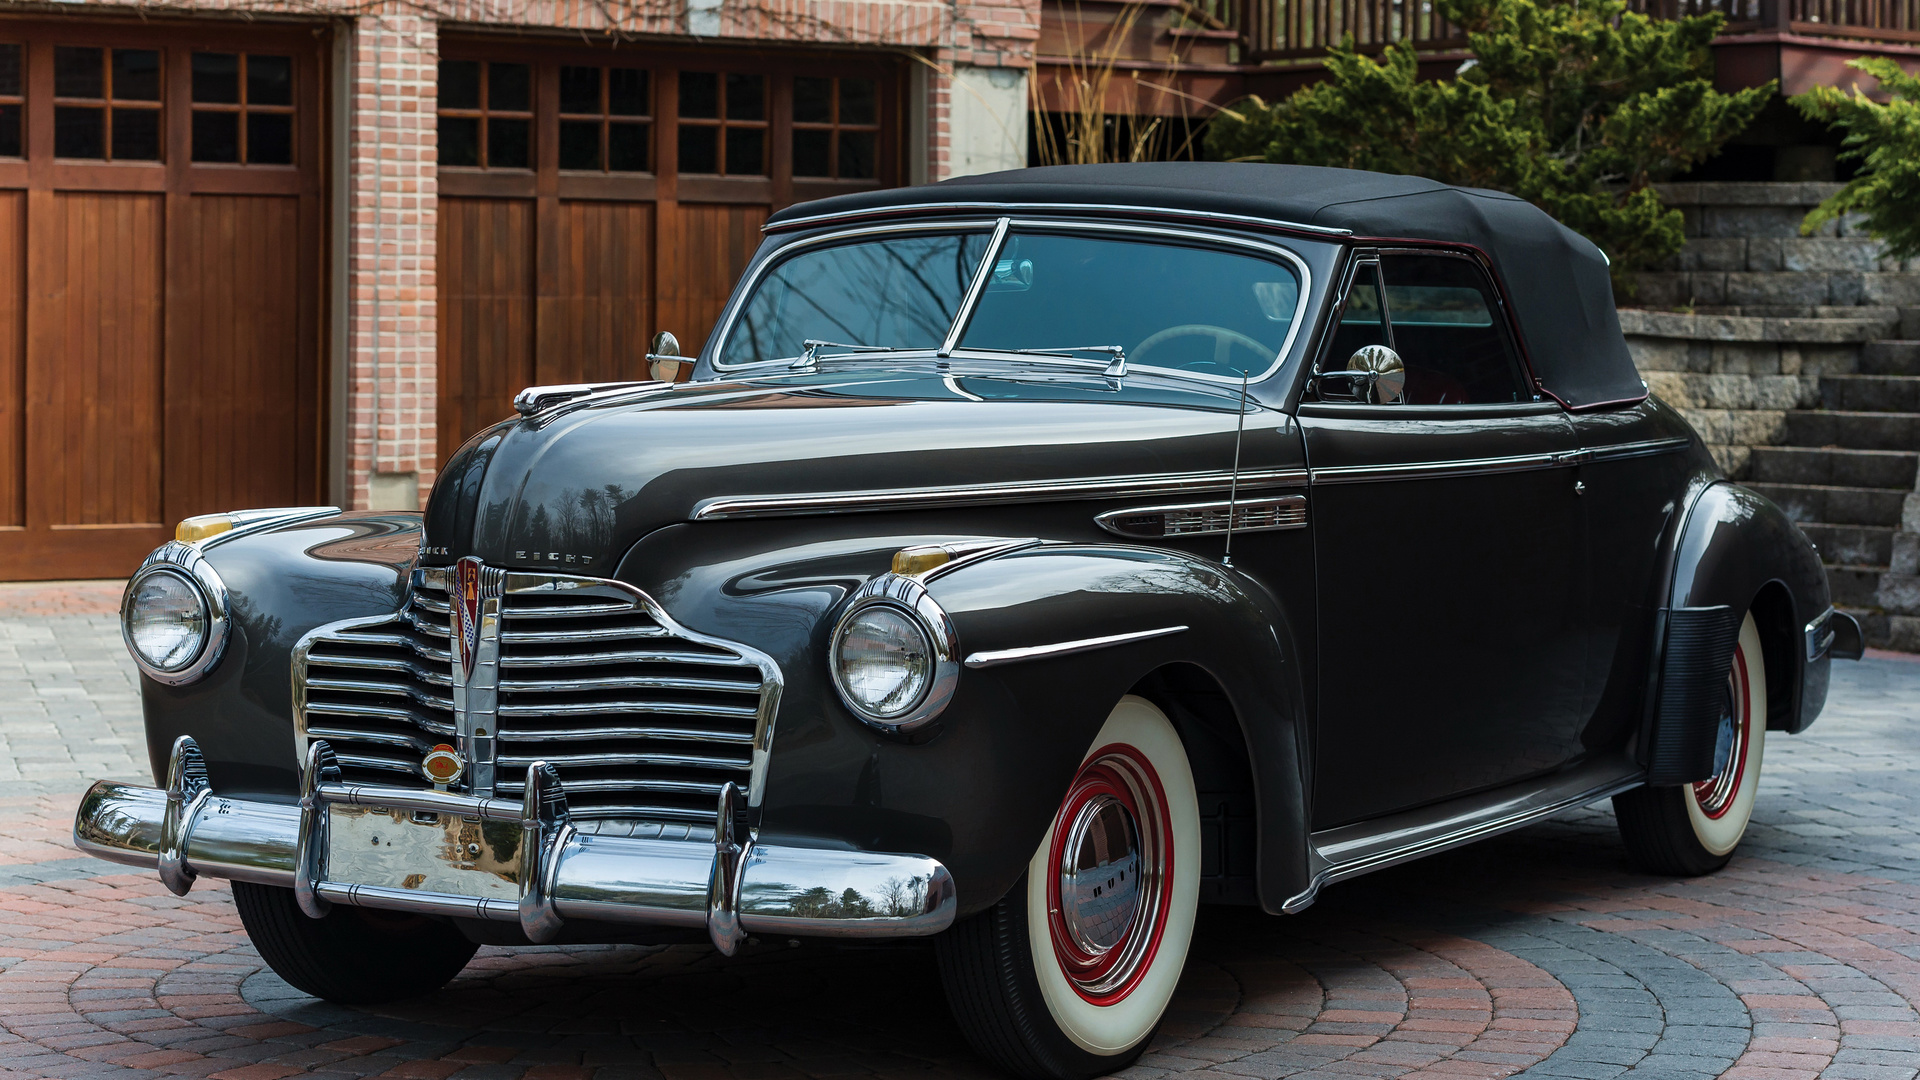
[{"left": 1239, "top": 0, "right": 1920, "bottom": 60}]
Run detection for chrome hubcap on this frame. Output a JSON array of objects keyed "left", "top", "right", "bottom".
[
  {"left": 1058, "top": 794, "right": 1143, "bottom": 956},
  {"left": 1045, "top": 746, "right": 1172, "bottom": 1004},
  {"left": 1693, "top": 647, "right": 1751, "bottom": 819}
]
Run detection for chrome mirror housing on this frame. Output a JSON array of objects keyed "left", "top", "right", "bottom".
[
  {"left": 648, "top": 331, "right": 686, "bottom": 383},
  {"left": 1347, "top": 344, "right": 1405, "bottom": 404}
]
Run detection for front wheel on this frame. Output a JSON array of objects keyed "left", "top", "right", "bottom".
[
  {"left": 1614, "top": 612, "right": 1768, "bottom": 876},
  {"left": 937, "top": 695, "right": 1201, "bottom": 1080},
  {"left": 233, "top": 882, "right": 479, "bottom": 1004}
]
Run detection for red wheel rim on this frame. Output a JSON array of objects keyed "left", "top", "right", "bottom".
[
  {"left": 1692, "top": 643, "right": 1752, "bottom": 820},
  {"left": 1045, "top": 743, "right": 1174, "bottom": 1006}
]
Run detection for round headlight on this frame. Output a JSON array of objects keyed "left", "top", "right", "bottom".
[
  {"left": 833, "top": 603, "right": 935, "bottom": 720},
  {"left": 125, "top": 569, "right": 210, "bottom": 673}
]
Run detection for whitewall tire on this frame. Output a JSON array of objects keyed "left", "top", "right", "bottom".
[
  {"left": 1615, "top": 612, "right": 1768, "bottom": 875},
  {"left": 938, "top": 695, "right": 1202, "bottom": 1079}
]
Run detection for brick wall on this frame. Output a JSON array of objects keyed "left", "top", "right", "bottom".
[{"left": 349, "top": 13, "right": 440, "bottom": 512}]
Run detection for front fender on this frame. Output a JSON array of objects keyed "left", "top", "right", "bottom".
[
  {"left": 137, "top": 513, "right": 423, "bottom": 796},
  {"left": 1668, "top": 481, "right": 1832, "bottom": 735},
  {"left": 617, "top": 521, "right": 1309, "bottom": 918}
]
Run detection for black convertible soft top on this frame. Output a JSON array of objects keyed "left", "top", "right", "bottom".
[{"left": 766, "top": 163, "right": 1646, "bottom": 410}]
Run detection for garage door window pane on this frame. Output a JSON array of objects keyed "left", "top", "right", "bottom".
[
  {"left": 793, "top": 128, "right": 829, "bottom": 177},
  {"left": 192, "top": 110, "right": 239, "bottom": 162},
  {"left": 192, "top": 52, "right": 240, "bottom": 103},
  {"left": 794, "top": 77, "right": 831, "bottom": 124},
  {"left": 488, "top": 63, "right": 530, "bottom": 112},
  {"left": 112, "top": 107, "right": 160, "bottom": 160},
  {"left": 559, "top": 119, "right": 599, "bottom": 170},
  {"left": 489, "top": 117, "right": 529, "bottom": 168},
  {"left": 113, "top": 50, "right": 161, "bottom": 101},
  {"left": 440, "top": 115, "right": 480, "bottom": 167},
  {"left": 840, "top": 130, "right": 874, "bottom": 179},
  {"left": 248, "top": 112, "right": 291, "bottom": 164},
  {"left": 840, "top": 78, "right": 876, "bottom": 124},
  {"left": 54, "top": 47, "right": 102, "bottom": 99},
  {"left": 680, "top": 72, "right": 718, "bottom": 119},
  {"left": 725, "top": 127, "right": 763, "bottom": 175},
  {"left": 0, "top": 44, "right": 19, "bottom": 96},
  {"left": 726, "top": 73, "right": 764, "bottom": 121},
  {"left": 54, "top": 106, "right": 102, "bottom": 158},
  {"left": 248, "top": 55, "right": 292, "bottom": 106},
  {"left": 0, "top": 44, "right": 19, "bottom": 158},
  {"left": 608, "top": 68, "right": 647, "bottom": 116},
  {"left": 440, "top": 61, "right": 480, "bottom": 110},
  {"left": 679, "top": 124, "right": 716, "bottom": 173},
  {"left": 560, "top": 66, "right": 599, "bottom": 114},
  {"left": 608, "top": 122, "right": 648, "bottom": 171}
]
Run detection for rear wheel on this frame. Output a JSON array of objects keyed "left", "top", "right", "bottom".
[
  {"left": 1615, "top": 612, "right": 1768, "bottom": 876},
  {"left": 937, "top": 696, "right": 1201, "bottom": 1080},
  {"left": 233, "top": 882, "right": 478, "bottom": 1004}
]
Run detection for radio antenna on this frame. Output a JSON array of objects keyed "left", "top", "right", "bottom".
[{"left": 1222, "top": 368, "right": 1251, "bottom": 568}]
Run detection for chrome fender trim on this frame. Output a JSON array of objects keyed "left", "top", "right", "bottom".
[{"left": 70, "top": 738, "right": 956, "bottom": 947}]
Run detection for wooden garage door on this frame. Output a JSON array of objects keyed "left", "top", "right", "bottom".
[
  {"left": 435, "top": 40, "right": 906, "bottom": 458},
  {"left": 0, "top": 20, "right": 325, "bottom": 580}
]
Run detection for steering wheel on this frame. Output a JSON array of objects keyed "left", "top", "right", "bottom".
[{"left": 1132, "top": 324, "right": 1273, "bottom": 374}]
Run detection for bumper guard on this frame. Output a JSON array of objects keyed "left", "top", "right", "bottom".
[{"left": 73, "top": 736, "right": 956, "bottom": 955}]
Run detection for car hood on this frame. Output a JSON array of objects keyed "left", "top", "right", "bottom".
[{"left": 423, "top": 366, "right": 1274, "bottom": 571}]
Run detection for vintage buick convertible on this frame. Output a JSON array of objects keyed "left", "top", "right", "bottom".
[{"left": 77, "top": 164, "right": 1863, "bottom": 1079}]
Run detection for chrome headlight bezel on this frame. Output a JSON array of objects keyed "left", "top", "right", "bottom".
[
  {"left": 828, "top": 574, "right": 960, "bottom": 732},
  {"left": 122, "top": 541, "right": 232, "bottom": 685}
]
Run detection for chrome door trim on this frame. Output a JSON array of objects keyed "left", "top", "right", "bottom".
[
  {"left": 1585, "top": 436, "right": 1694, "bottom": 463},
  {"left": 689, "top": 467, "right": 1311, "bottom": 520},
  {"left": 763, "top": 200, "right": 1356, "bottom": 239},
  {"left": 1282, "top": 755, "right": 1645, "bottom": 913},
  {"left": 1308, "top": 450, "right": 1569, "bottom": 486},
  {"left": 964, "top": 625, "right": 1189, "bottom": 669}
]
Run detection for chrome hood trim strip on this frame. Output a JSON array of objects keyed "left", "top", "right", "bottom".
[
  {"left": 690, "top": 467, "right": 1310, "bottom": 521},
  {"left": 964, "top": 625, "right": 1189, "bottom": 669}
]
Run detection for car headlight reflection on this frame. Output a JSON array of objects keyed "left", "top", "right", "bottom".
[{"left": 834, "top": 604, "right": 934, "bottom": 719}]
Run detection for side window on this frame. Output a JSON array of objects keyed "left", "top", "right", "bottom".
[
  {"left": 1379, "top": 254, "right": 1528, "bottom": 405},
  {"left": 1326, "top": 262, "right": 1388, "bottom": 363}
]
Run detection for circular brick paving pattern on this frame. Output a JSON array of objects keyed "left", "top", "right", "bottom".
[{"left": 2, "top": 649, "right": 1917, "bottom": 1080}]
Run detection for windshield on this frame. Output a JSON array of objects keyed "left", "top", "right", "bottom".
[
  {"left": 960, "top": 232, "right": 1300, "bottom": 379},
  {"left": 717, "top": 226, "right": 1304, "bottom": 380},
  {"left": 718, "top": 231, "right": 992, "bottom": 366}
]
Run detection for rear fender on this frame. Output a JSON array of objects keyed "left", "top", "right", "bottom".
[{"left": 1655, "top": 480, "right": 1832, "bottom": 759}]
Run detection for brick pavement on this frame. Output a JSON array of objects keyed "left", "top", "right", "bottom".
[{"left": 1, "top": 607, "right": 1917, "bottom": 1080}]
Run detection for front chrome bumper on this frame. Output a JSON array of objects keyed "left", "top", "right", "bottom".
[{"left": 73, "top": 736, "right": 955, "bottom": 954}]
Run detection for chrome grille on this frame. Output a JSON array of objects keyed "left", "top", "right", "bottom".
[{"left": 295, "top": 569, "right": 776, "bottom": 826}]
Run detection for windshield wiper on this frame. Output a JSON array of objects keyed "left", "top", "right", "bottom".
[
  {"left": 960, "top": 344, "right": 1129, "bottom": 378},
  {"left": 792, "top": 339, "right": 899, "bottom": 369}
]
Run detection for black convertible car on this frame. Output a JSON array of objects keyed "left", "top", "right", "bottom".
[{"left": 78, "top": 164, "right": 1862, "bottom": 1080}]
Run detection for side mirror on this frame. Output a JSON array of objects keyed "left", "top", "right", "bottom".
[
  {"left": 1313, "top": 344, "right": 1406, "bottom": 404},
  {"left": 648, "top": 331, "right": 686, "bottom": 383}
]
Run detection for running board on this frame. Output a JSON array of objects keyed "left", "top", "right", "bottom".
[{"left": 1284, "top": 755, "right": 1645, "bottom": 913}]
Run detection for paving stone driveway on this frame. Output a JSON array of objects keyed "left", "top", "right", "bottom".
[{"left": 2, "top": 588, "right": 1917, "bottom": 1080}]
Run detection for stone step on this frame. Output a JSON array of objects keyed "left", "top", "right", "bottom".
[
  {"left": 1783, "top": 409, "right": 1920, "bottom": 451},
  {"left": 1798, "top": 522, "right": 1897, "bottom": 567},
  {"left": 1746, "top": 446, "right": 1920, "bottom": 488},
  {"left": 1827, "top": 564, "right": 1887, "bottom": 608},
  {"left": 1751, "top": 482, "right": 1910, "bottom": 527},
  {"left": 1861, "top": 340, "right": 1920, "bottom": 376},
  {"left": 1820, "top": 374, "right": 1920, "bottom": 413}
]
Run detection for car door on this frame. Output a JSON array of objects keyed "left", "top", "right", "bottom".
[{"left": 1299, "top": 249, "right": 1590, "bottom": 828}]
